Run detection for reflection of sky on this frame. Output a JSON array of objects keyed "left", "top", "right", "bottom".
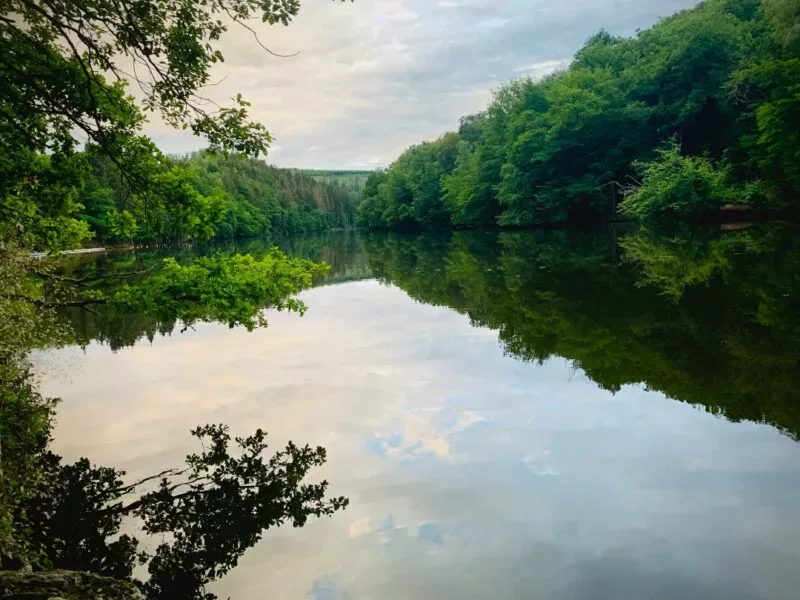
[{"left": 36, "top": 280, "right": 800, "bottom": 599}]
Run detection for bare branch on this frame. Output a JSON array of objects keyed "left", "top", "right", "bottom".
[{"left": 113, "top": 468, "right": 190, "bottom": 496}]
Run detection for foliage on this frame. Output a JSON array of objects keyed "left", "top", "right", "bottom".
[
  {"left": 1, "top": 0, "right": 357, "bottom": 251},
  {"left": 6, "top": 249, "right": 327, "bottom": 334},
  {"left": 0, "top": 0, "right": 354, "bottom": 593},
  {"left": 619, "top": 141, "right": 738, "bottom": 221},
  {"left": 186, "top": 153, "right": 360, "bottom": 239},
  {"left": 357, "top": 134, "right": 458, "bottom": 229},
  {"left": 110, "top": 251, "right": 329, "bottom": 330},
  {"left": 0, "top": 244, "right": 332, "bottom": 581},
  {"left": 358, "top": 0, "right": 799, "bottom": 229},
  {"left": 53, "top": 231, "right": 372, "bottom": 351},
  {"left": 1, "top": 0, "right": 350, "bottom": 164},
  {"left": 79, "top": 151, "right": 360, "bottom": 244},
  {"left": 20, "top": 422, "right": 348, "bottom": 600},
  {"left": 619, "top": 224, "right": 774, "bottom": 299},
  {"left": 0, "top": 359, "right": 58, "bottom": 570}
]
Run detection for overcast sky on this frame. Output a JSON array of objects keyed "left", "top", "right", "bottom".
[{"left": 146, "top": 0, "right": 700, "bottom": 169}]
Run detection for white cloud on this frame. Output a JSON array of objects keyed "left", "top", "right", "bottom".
[
  {"left": 513, "top": 58, "right": 571, "bottom": 79},
  {"left": 139, "top": 0, "right": 701, "bottom": 168}
]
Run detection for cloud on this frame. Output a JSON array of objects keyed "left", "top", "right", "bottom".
[
  {"left": 142, "top": 0, "right": 702, "bottom": 168},
  {"left": 514, "top": 58, "right": 571, "bottom": 79}
]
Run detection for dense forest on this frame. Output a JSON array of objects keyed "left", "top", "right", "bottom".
[
  {"left": 358, "top": 0, "right": 800, "bottom": 229},
  {"left": 3, "top": 0, "right": 799, "bottom": 597},
  {"left": 81, "top": 151, "right": 361, "bottom": 244}
]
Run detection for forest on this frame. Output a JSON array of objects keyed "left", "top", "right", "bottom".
[
  {"left": 81, "top": 150, "right": 361, "bottom": 244},
  {"left": 2, "top": 0, "right": 799, "bottom": 597},
  {"left": 358, "top": 0, "right": 800, "bottom": 229}
]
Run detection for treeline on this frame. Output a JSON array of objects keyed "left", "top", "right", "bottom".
[
  {"left": 358, "top": 0, "right": 800, "bottom": 229},
  {"left": 300, "top": 169, "right": 373, "bottom": 191},
  {"left": 81, "top": 151, "right": 361, "bottom": 244}
]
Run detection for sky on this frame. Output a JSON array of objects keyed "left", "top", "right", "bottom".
[{"left": 146, "top": 0, "right": 701, "bottom": 169}]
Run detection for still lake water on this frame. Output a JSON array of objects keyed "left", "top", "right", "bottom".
[{"left": 36, "top": 225, "right": 800, "bottom": 599}]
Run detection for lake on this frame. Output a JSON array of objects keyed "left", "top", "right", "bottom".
[{"left": 34, "top": 224, "right": 800, "bottom": 599}]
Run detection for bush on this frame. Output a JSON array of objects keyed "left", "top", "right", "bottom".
[{"left": 620, "top": 142, "right": 736, "bottom": 221}]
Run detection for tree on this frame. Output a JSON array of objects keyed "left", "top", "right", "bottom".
[
  {"left": 357, "top": 0, "right": 797, "bottom": 230},
  {"left": 619, "top": 141, "right": 735, "bottom": 221},
  {"left": 0, "top": 0, "right": 354, "bottom": 321},
  {"left": 0, "top": 0, "right": 351, "bottom": 252},
  {"left": 23, "top": 424, "right": 348, "bottom": 600}
]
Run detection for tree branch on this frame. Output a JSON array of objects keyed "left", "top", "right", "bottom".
[
  {"left": 113, "top": 467, "right": 189, "bottom": 496},
  {"left": 29, "top": 264, "right": 157, "bottom": 285},
  {"left": 1, "top": 294, "right": 108, "bottom": 309}
]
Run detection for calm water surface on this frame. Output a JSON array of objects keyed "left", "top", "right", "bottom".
[{"left": 36, "top": 226, "right": 800, "bottom": 599}]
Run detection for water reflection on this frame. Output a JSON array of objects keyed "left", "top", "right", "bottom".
[
  {"left": 55, "top": 230, "right": 371, "bottom": 350},
  {"left": 38, "top": 224, "right": 800, "bottom": 599},
  {"left": 363, "top": 225, "right": 800, "bottom": 441}
]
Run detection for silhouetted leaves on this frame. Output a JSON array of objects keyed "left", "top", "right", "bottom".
[{"left": 22, "top": 424, "right": 348, "bottom": 600}]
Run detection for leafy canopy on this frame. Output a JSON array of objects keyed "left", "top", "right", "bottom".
[
  {"left": 0, "top": 0, "right": 350, "bottom": 251},
  {"left": 358, "top": 0, "right": 800, "bottom": 229}
]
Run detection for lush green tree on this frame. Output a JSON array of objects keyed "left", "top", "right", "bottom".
[
  {"left": 730, "top": 0, "right": 800, "bottom": 197},
  {"left": 0, "top": 0, "right": 356, "bottom": 338},
  {"left": 442, "top": 108, "right": 507, "bottom": 227},
  {"left": 356, "top": 171, "right": 390, "bottom": 229},
  {"left": 619, "top": 141, "right": 738, "bottom": 221},
  {"left": 358, "top": 0, "right": 798, "bottom": 230},
  {"left": 763, "top": 0, "right": 800, "bottom": 53},
  {"left": 497, "top": 67, "right": 649, "bottom": 225}
]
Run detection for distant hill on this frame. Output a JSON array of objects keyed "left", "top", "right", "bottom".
[
  {"left": 185, "top": 155, "right": 362, "bottom": 238},
  {"left": 80, "top": 152, "right": 362, "bottom": 243},
  {"left": 295, "top": 169, "right": 373, "bottom": 195}
]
